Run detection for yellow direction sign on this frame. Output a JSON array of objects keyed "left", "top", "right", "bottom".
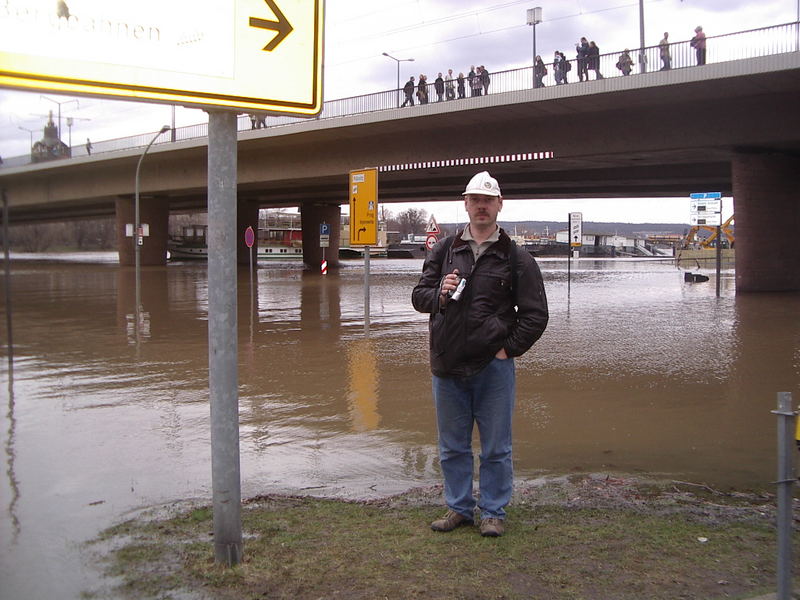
[
  {"left": 0, "top": 0, "right": 324, "bottom": 116},
  {"left": 349, "top": 168, "right": 378, "bottom": 246}
]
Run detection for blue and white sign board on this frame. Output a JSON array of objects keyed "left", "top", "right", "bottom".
[
  {"left": 320, "top": 223, "right": 330, "bottom": 235},
  {"left": 689, "top": 192, "right": 722, "bottom": 226}
]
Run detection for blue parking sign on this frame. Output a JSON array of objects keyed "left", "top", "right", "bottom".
[{"left": 320, "top": 223, "right": 330, "bottom": 235}]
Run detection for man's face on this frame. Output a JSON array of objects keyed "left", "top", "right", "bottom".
[{"left": 464, "top": 194, "right": 503, "bottom": 227}]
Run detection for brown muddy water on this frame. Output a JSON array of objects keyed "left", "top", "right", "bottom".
[{"left": 1, "top": 253, "right": 799, "bottom": 599}]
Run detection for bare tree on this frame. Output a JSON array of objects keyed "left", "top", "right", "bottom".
[{"left": 396, "top": 208, "right": 428, "bottom": 237}]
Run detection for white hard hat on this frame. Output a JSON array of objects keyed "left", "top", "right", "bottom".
[{"left": 462, "top": 171, "right": 502, "bottom": 197}]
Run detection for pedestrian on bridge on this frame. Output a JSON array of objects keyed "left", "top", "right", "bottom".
[
  {"left": 691, "top": 26, "right": 706, "bottom": 65},
  {"left": 434, "top": 73, "right": 445, "bottom": 102},
  {"left": 588, "top": 41, "right": 604, "bottom": 79},
  {"left": 471, "top": 66, "right": 483, "bottom": 96},
  {"left": 553, "top": 51, "right": 565, "bottom": 84},
  {"left": 416, "top": 75, "right": 429, "bottom": 104},
  {"left": 412, "top": 171, "right": 549, "bottom": 538},
  {"left": 480, "top": 65, "right": 490, "bottom": 94},
  {"left": 457, "top": 72, "right": 466, "bottom": 98},
  {"left": 401, "top": 76, "right": 415, "bottom": 107},
  {"left": 659, "top": 32, "right": 672, "bottom": 70},
  {"left": 534, "top": 55, "right": 547, "bottom": 88},
  {"left": 576, "top": 37, "right": 590, "bottom": 81},
  {"left": 445, "top": 69, "right": 456, "bottom": 100},
  {"left": 616, "top": 49, "right": 634, "bottom": 76}
]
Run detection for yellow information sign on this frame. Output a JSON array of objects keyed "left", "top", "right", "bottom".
[
  {"left": 0, "top": 0, "right": 324, "bottom": 116},
  {"left": 349, "top": 168, "right": 378, "bottom": 246}
]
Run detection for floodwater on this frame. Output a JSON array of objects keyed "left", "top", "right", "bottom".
[{"left": 1, "top": 254, "right": 799, "bottom": 599}]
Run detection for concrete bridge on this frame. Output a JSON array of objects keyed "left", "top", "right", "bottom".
[{"left": 1, "top": 24, "right": 799, "bottom": 291}]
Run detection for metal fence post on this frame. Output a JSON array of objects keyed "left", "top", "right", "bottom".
[{"left": 773, "top": 391, "right": 795, "bottom": 600}]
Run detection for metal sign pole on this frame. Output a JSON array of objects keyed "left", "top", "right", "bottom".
[
  {"left": 2, "top": 190, "right": 13, "bottom": 363},
  {"left": 715, "top": 224, "right": 722, "bottom": 297},
  {"left": 567, "top": 213, "right": 571, "bottom": 296},
  {"left": 774, "top": 392, "right": 795, "bottom": 600},
  {"left": 207, "top": 110, "right": 242, "bottom": 566},
  {"left": 364, "top": 247, "right": 371, "bottom": 334}
]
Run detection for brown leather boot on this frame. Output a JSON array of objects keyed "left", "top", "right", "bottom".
[
  {"left": 480, "top": 517, "right": 505, "bottom": 537},
  {"left": 430, "top": 509, "right": 474, "bottom": 532}
]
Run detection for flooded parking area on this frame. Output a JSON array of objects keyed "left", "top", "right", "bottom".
[{"left": 1, "top": 255, "right": 799, "bottom": 598}]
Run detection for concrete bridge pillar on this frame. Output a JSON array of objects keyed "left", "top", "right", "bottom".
[
  {"left": 300, "top": 203, "right": 340, "bottom": 271},
  {"left": 237, "top": 199, "right": 259, "bottom": 265},
  {"left": 732, "top": 152, "right": 800, "bottom": 292},
  {"left": 115, "top": 197, "right": 169, "bottom": 266}
]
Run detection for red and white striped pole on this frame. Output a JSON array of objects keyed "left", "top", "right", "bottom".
[{"left": 320, "top": 259, "right": 328, "bottom": 275}]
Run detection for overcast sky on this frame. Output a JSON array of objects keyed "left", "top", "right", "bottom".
[{"left": 1, "top": 0, "right": 794, "bottom": 223}]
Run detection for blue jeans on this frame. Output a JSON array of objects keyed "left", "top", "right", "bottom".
[{"left": 432, "top": 357, "right": 515, "bottom": 520}]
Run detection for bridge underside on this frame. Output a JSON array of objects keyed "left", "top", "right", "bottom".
[{"left": 2, "top": 55, "right": 800, "bottom": 289}]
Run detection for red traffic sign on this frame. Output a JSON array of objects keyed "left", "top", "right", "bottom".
[
  {"left": 425, "top": 234, "right": 438, "bottom": 251},
  {"left": 426, "top": 216, "right": 440, "bottom": 234},
  {"left": 245, "top": 226, "right": 256, "bottom": 248}
]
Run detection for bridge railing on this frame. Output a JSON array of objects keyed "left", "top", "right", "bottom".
[{"left": 2, "top": 21, "right": 797, "bottom": 169}]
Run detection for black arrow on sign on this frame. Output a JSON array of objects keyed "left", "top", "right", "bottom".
[{"left": 249, "top": 0, "right": 293, "bottom": 51}]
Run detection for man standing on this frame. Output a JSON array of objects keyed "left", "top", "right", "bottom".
[
  {"left": 412, "top": 171, "right": 549, "bottom": 537},
  {"left": 434, "top": 72, "right": 445, "bottom": 102},
  {"left": 401, "top": 76, "right": 415, "bottom": 107},
  {"left": 690, "top": 26, "right": 706, "bottom": 65},
  {"left": 445, "top": 69, "right": 456, "bottom": 100},
  {"left": 576, "top": 37, "right": 590, "bottom": 82},
  {"left": 659, "top": 32, "right": 671, "bottom": 70}
]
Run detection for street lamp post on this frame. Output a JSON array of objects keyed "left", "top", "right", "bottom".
[
  {"left": 17, "top": 126, "right": 35, "bottom": 150},
  {"left": 382, "top": 52, "right": 415, "bottom": 107},
  {"left": 526, "top": 7, "right": 543, "bottom": 88},
  {"left": 40, "top": 95, "right": 78, "bottom": 143},
  {"left": 638, "top": 0, "right": 647, "bottom": 73},
  {"left": 134, "top": 125, "right": 171, "bottom": 337}
]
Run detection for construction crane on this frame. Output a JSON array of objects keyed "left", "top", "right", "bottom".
[{"left": 683, "top": 215, "right": 735, "bottom": 249}]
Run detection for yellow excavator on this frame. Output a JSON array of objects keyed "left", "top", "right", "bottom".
[{"left": 683, "top": 215, "right": 735, "bottom": 249}]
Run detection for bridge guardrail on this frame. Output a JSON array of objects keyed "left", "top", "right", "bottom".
[{"left": 2, "top": 21, "right": 797, "bottom": 169}]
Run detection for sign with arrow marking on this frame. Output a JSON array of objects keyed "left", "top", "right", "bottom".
[
  {"left": 349, "top": 168, "right": 378, "bottom": 246},
  {"left": 0, "top": 0, "right": 324, "bottom": 116}
]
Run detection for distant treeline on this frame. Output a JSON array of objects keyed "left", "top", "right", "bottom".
[{"left": 434, "top": 221, "right": 691, "bottom": 238}]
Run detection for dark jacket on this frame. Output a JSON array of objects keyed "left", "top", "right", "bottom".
[{"left": 412, "top": 228, "right": 548, "bottom": 378}]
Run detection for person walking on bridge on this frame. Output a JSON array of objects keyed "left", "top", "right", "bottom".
[
  {"left": 576, "top": 37, "right": 590, "bottom": 81},
  {"left": 401, "top": 76, "right": 415, "bottom": 107},
  {"left": 616, "top": 49, "right": 634, "bottom": 76},
  {"left": 659, "top": 32, "right": 672, "bottom": 70},
  {"left": 588, "top": 41, "right": 604, "bottom": 79},
  {"left": 412, "top": 171, "right": 549, "bottom": 538},
  {"left": 534, "top": 55, "right": 547, "bottom": 88}
]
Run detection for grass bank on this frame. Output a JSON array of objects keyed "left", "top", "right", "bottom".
[{"left": 87, "top": 474, "right": 796, "bottom": 600}]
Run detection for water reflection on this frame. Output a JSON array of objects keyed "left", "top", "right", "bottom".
[
  {"left": 347, "top": 337, "right": 380, "bottom": 432},
  {"left": 0, "top": 256, "right": 798, "bottom": 599},
  {"left": 4, "top": 356, "right": 19, "bottom": 543}
]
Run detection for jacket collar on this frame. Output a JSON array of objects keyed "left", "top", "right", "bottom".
[{"left": 453, "top": 227, "right": 511, "bottom": 255}]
